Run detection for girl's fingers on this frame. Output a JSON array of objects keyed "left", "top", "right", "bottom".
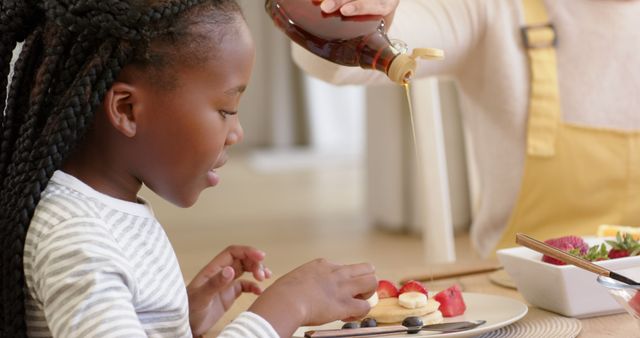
[
  {"left": 264, "top": 267, "right": 273, "bottom": 279},
  {"left": 341, "top": 262, "right": 376, "bottom": 277},
  {"left": 345, "top": 274, "right": 379, "bottom": 298},
  {"left": 236, "top": 279, "right": 263, "bottom": 296},
  {"left": 219, "top": 279, "right": 264, "bottom": 311},
  {"left": 199, "top": 266, "right": 235, "bottom": 301},
  {"left": 342, "top": 298, "right": 371, "bottom": 322},
  {"left": 196, "top": 245, "right": 267, "bottom": 283}
]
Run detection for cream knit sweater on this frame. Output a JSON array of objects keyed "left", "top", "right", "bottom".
[{"left": 292, "top": 0, "right": 640, "bottom": 256}]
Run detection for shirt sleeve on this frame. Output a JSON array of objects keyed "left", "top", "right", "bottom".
[
  {"left": 216, "top": 312, "right": 279, "bottom": 338},
  {"left": 292, "top": 0, "right": 490, "bottom": 85},
  {"left": 32, "top": 218, "right": 148, "bottom": 338}
]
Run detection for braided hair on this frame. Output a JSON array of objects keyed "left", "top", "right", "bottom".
[{"left": 0, "top": 0, "right": 241, "bottom": 336}]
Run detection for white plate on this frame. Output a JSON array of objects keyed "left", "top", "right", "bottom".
[{"left": 293, "top": 293, "right": 528, "bottom": 338}]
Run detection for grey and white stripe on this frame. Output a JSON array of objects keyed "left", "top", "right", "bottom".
[{"left": 24, "top": 171, "right": 191, "bottom": 338}]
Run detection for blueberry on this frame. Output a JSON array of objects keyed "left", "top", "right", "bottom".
[
  {"left": 341, "top": 322, "right": 359, "bottom": 329},
  {"left": 402, "top": 316, "right": 423, "bottom": 334},
  {"left": 360, "top": 318, "right": 377, "bottom": 328}
]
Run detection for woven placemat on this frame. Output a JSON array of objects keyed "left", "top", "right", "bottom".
[{"left": 476, "top": 307, "right": 582, "bottom": 338}]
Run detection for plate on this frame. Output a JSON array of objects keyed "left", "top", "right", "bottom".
[{"left": 293, "top": 293, "right": 528, "bottom": 337}]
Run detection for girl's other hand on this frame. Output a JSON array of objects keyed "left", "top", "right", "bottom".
[
  {"left": 187, "top": 245, "right": 272, "bottom": 336},
  {"left": 314, "top": 0, "right": 399, "bottom": 28},
  {"left": 248, "top": 258, "right": 377, "bottom": 337}
]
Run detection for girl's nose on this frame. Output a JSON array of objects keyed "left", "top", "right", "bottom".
[{"left": 226, "top": 122, "right": 244, "bottom": 146}]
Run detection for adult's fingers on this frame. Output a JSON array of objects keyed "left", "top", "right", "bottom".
[{"left": 318, "top": 0, "right": 397, "bottom": 17}]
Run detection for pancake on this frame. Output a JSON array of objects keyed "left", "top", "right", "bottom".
[
  {"left": 419, "top": 310, "right": 444, "bottom": 326},
  {"left": 367, "top": 297, "right": 441, "bottom": 324}
]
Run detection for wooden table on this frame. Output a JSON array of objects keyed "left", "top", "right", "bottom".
[
  {"left": 417, "top": 270, "right": 638, "bottom": 338},
  {"left": 207, "top": 264, "right": 638, "bottom": 337}
]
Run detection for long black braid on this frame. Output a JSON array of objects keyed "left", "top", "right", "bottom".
[{"left": 0, "top": 0, "right": 241, "bottom": 336}]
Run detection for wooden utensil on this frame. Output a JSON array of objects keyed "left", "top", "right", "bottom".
[
  {"left": 515, "top": 233, "right": 640, "bottom": 286},
  {"left": 399, "top": 260, "right": 502, "bottom": 284}
]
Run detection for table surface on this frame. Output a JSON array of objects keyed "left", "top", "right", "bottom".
[
  {"left": 207, "top": 265, "right": 639, "bottom": 337},
  {"left": 434, "top": 271, "right": 637, "bottom": 338}
]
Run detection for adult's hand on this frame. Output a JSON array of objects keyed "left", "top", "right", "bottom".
[{"left": 315, "top": 0, "right": 399, "bottom": 29}]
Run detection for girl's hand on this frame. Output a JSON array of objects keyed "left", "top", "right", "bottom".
[
  {"left": 314, "top": 0, "right": 399, "bottom": 28},
  {"left": 187, "top": 245, "right": 272, "bottom": 336},
  {"left": 248, "top": 258, "right": 377, "bottom": 337}
]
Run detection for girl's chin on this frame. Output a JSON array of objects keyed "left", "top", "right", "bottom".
[{"left": 207, "top": 170, "right": 221, "bottom": 187}]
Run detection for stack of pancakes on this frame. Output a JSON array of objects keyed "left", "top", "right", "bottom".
[{"left": 367, "top": 297, "right": 443, "bottom": 325}]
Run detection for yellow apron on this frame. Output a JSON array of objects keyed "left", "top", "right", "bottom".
[{"left": 495, "top": 0, "right": 640, "bottom": 250}]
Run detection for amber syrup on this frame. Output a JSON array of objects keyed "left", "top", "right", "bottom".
[
  {"left": 265, "top": 0, "right": 400, "bottom": 73},
  {"left": 403, "top": 83, "right": 420, "bottom": 160},
  {"left": 403, "top": 81, "right": 430, "bottom": 257}
]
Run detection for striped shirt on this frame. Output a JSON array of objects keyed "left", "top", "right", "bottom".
[{"left": 24, "top": 171, "right": 279, "bottom": 338}]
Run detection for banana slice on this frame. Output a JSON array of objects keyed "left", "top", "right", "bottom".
[
  {"left": 366, "top": 292, "right": 379, "bottom": 307},
  {"left": 398, "top": 292, "right": 427, "bottom": 309}
]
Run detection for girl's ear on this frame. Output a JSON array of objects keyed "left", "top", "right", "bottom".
[{"left": 102, "top": 82, "right": 139, "bottom": 137}]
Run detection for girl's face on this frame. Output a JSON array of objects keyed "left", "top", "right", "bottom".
[{"left": 131, "top": 17, "right": 255, "bottom": 207}]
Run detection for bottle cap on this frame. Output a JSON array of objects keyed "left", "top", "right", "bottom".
[
  {"left": 388, "top": 54, "right": 417, "bottom": 84},
  {"left": 388, "top": 48, "right": 445, "bottom": 84},
  {"left": 411, "top": 48, "right": 445, "bottom": 61}
]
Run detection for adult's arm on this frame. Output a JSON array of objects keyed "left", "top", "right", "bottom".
[{"left": 292, "top": 0, "right": 490, "bottom": 85}]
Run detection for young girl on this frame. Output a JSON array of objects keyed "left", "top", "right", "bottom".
[{"left": 0, "top": 1, "right": 377, "bottom": 337}]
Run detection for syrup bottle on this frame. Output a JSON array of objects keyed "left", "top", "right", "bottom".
[{"left": 265, "top": 0, "right": 443, "bottom": 84}]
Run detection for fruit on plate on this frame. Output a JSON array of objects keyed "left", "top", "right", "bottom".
[
  {"left": 341, "top": 322, "right": 359, "bottom": 329},
  {"left": 433, "top": 284, "right": 467, "bottom": 317},
  {"left": 398, "top": 292, "right": 428, "bottom": 309},
  {"left": 541, "top": 236, "right": 589, "bottom": 265},
  {"left": 366, "top": 280, "right": 443, "bottom": 325},
  {"left": 583, "top": 243, "right": 609, "bottom": 261},
  {"left": 597, "top": 224, "right": 640, "bottom": 241},
  {"left": 367, "top": 297, "right": 442, "bottom": 324},
  {"left": 366, "top": 292, "right": 379, "bottom": 307},
  {"left": 377, "top": 280, "right": 399, "bottom": 298},
  {"left": 628, "top": 292, "right": 640, "bottom": 315},
  {"left": 360, "top": 317, "right": 378, "bottom": 328},
  {"left": 399, "top": 280, "right": 428, "bottom": 295},
  {"left": 540, "top": 234, "right": 640, "bottom": 265},
  {"left": 606, "top": 233, "right": 640, "bottom": 259}
]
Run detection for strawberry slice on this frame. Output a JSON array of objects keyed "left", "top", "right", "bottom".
[
  {"left": 398, "top": 280, "right": 428, "bottom": 295},
  {"left": 376, "top": 280, "right": 399, "bottom": 298},
  {"left": 433, "top": 285, "right": 466, "bottom": 317},
  {"left": 608, "top": 249, "right": 630, "bottom": 259},
  {"left": 541, "top": 236, "right": 588, "bottom": 265},
  {"left": 606, "top": 233, "right": 640, "bottom": 259},
  {"left": 629, "top": 292, "right": 640, "bottom": 315}
]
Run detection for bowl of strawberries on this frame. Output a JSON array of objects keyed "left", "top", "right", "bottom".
[{"left": 497, "top": 233, "right": 640, "bottom": 318}]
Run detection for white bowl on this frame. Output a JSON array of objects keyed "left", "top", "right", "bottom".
[{"left": 497, "top": 238, "right": 640, "bottom": 318}]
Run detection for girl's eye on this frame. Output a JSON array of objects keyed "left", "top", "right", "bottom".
[{"left": 219, "top": 110, "right": 238, "bottom": 119}]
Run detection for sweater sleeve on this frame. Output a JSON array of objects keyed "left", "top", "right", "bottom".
[
  {"left": 216, "top": 312, "right": 280, "bottom": 338},
  {"left": 292, "top": 0, "right": 490, "bottom": 85}
]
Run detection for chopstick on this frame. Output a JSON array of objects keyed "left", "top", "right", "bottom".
[
  {"left": 400, "top": 265, "right": 501, "bottom": 284},
  {"left": 515, "top": 233, "right": 640, "bottom": 286}
]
